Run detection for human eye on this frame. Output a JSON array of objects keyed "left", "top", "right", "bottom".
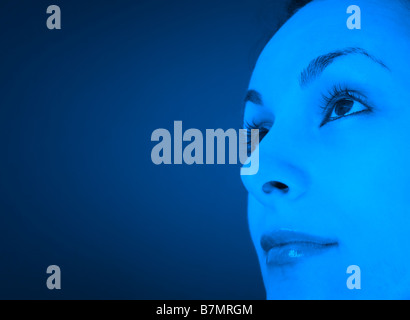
[
  {"left": 319, "top": 85, "right": 373, "bottom": 127},
  {"left": 243, "top": 120, "right": 272, "bottom": 154}
]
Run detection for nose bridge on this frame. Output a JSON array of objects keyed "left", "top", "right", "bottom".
[{"left": 246, "top": 119, "right": 312, "bottom": 206}]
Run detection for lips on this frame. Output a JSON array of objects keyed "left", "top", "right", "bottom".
[{"left": 261, "top": 229, "right": 338, "bottom": 266}]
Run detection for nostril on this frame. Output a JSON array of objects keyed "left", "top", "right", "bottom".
[{"left": 262, "top": 181, "right": 289, "bottom": 194}]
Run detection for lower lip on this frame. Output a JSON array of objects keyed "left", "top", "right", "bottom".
[{"left": 266, "top": 242, "right": 337, "bottom": 266}]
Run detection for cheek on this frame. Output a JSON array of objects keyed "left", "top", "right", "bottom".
[
  {"left": 311, "top": 124, "right": 410, "bottom": 292},
  {"left": 315, "top": 117, "right": 410, "bottom": 247}
]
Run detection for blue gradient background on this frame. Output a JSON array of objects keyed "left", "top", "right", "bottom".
[{"left": 0, "top": 0, "right": 288, "bottom": 299}]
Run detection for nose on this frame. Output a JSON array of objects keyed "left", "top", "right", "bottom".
[{"left": 241, "top": 128, "right": 311, "bottom": 207}]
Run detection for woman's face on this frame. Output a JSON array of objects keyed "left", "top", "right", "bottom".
[{"left": 241, "top": 0, "right": 410, "bottom": 299}]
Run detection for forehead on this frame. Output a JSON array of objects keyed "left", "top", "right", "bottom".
[{"left": 249, "top": 0, "right": 410, "bottom": 94}]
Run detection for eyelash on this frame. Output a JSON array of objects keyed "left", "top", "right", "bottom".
[
  {"left": 243, "top": 120, "right": 271, "bottom": 155},
  {"left": 319, "top": 84, "right": 372, "bottom": 127}
]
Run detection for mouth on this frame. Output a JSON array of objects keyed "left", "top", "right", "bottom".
[{"left": 260, "top": 229, "right": 338, "bottom": 267}]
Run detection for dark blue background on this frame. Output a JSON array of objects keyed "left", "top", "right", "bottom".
[{"left": 0, "top": 0, "right": 287, "bottom": 299}]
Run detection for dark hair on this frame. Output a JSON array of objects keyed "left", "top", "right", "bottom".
[
  {"left": 286, "top": 0, "right": 410, "bottom": 23},
  {"left": 262, "top": 0, "right": 314, "bottom": 42},
  {"left": 287, "top": 0, "right": 313, "bottom": 17},
  {"left": 249, "top": 0, "right": 313, "bottom": 70}
]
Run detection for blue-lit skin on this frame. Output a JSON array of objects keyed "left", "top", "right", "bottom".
[{"left": 241, "top": 0, "right": 410, "bottom": 299}]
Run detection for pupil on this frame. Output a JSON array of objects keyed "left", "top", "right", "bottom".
[{"left": 335, "top": 99, "right": 354, "bottom": 116}]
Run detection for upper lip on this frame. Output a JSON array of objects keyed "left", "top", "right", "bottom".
[{"left": 260, "top": 229, "right": 338, "bottom": 253}]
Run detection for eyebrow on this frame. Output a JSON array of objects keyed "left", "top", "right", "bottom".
[
  {"left": 299, "top": 47, "right": 389, "bottom": 87},
  {"left": 244, "top": 47, "right": 389, "bottom": 105},
  {"left": 244, "top": 89, "right": 263, "bottom": 105}
]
